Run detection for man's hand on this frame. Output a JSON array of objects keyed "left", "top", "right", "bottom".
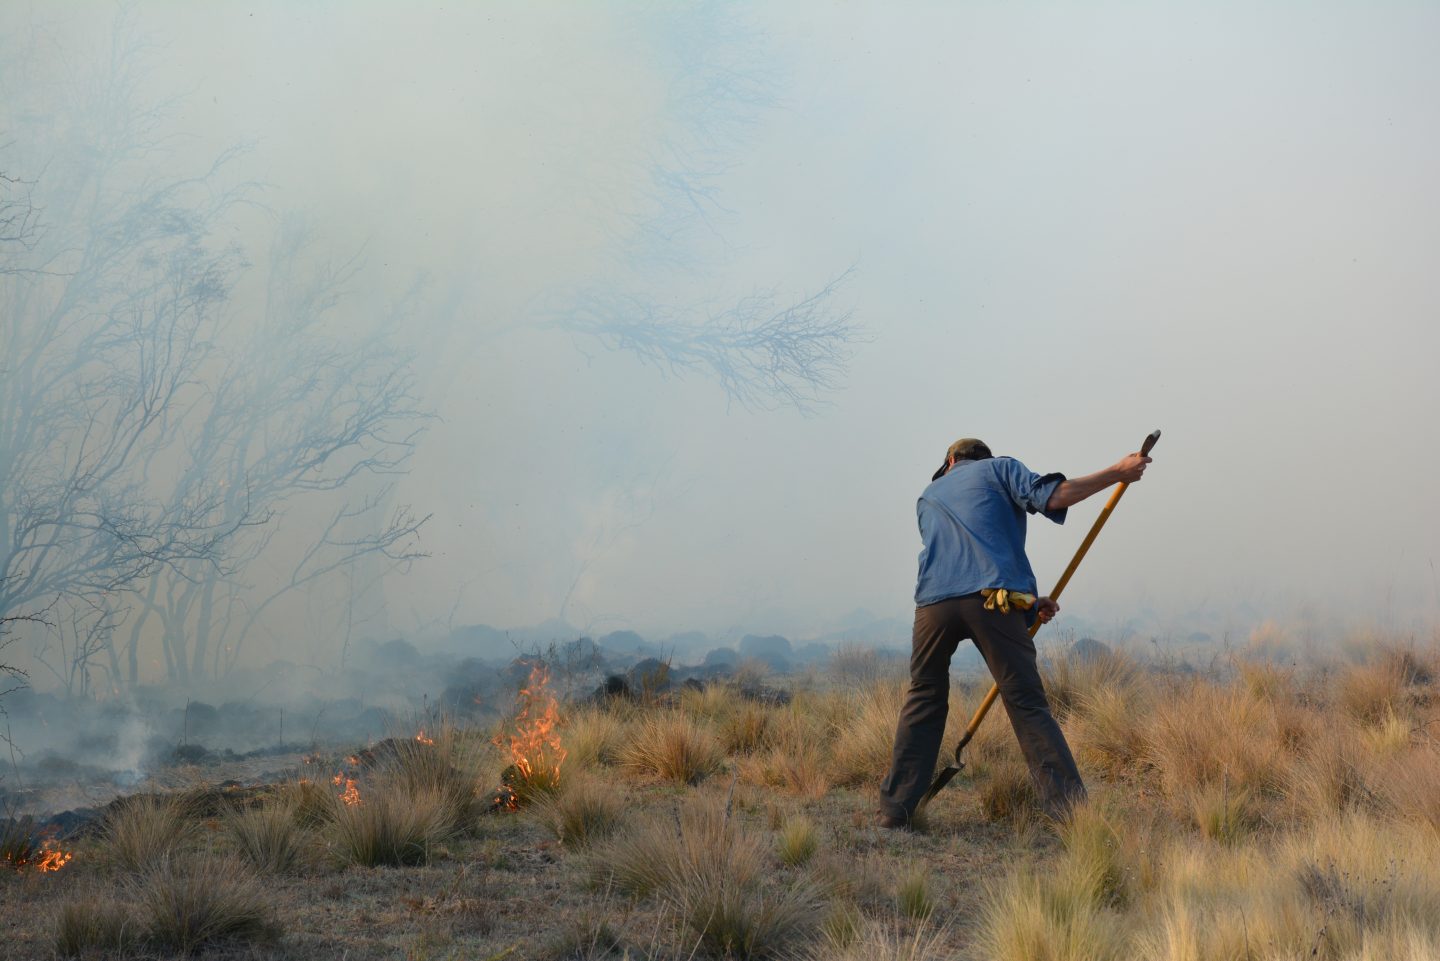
[
  {"left": 1047, "top": 449, "right": 1157, "bottom": 510},
  {"left": 1035, "top": 597, "right": 1059, "bottom": 624},
  {"left": 1113, "top": 452, "right": 1152, "bottom": 484}
]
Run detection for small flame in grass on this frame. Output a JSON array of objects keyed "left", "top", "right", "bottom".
[
  {"left": 415, "top": 730, "right": 435, "bottom": 746},
  {"left": 492, "top": 664, "right": 566, "bottom": 810},
  {"left": 34, "top": 840, "right": 73, "bottom": 873},
  {"left": 4, "top": 837, "right": 73, "bottom": 874},
  {"left": 332, "top": 772, "right": 361, "bottom": 806}
]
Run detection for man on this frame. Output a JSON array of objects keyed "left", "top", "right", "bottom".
[{"left": 878, "top": 437, "right": 1151, "bottom": 827}]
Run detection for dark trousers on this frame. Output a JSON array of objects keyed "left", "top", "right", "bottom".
[{"left": 878, "top": 594, "right": 1085, "bottom": 820}]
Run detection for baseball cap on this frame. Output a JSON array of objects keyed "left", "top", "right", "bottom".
[{"left": 931, "top": 438, "right": 993, "bottom": 481}]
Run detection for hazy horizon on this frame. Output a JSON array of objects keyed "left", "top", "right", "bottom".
[{"left": 4, "top": 1, "right": 1438, "bottom": 689}]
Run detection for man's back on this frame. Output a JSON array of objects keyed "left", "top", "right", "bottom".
[{"left": 913, "top": 457, "right": 1066, "bottom": 607}]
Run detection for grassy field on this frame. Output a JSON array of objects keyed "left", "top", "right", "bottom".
[{"left": 3, "top": 636, "right": 1439, "bottom": 960}]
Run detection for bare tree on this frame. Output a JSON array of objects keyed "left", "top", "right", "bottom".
[
  {"left": 557, "top": 4, "right": 861, "bottom": 415},
  {"left": 1, "top": 16, "right": 432, "bottom": 692}
]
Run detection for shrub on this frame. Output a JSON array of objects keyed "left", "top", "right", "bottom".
[
  {"left": 103, "top": 794, "right": 197, "bottom": 874},
  {"left": 328, "top": 783, "right": 454, "bottom": 866},
  {"left": 535, "top": 776, "right": 626, "bottom": 849},
  {"left": 227, "top": 801, "right": 311, "bottom": 874},
  {"left": 136, "top": 855, "right": 279, "bottom": 954},
  {"left": 777, "top": 815, "right": 819, "bottom": 867},
  {"left": 620, "top": 712, "right": 722, "bottom": 785}
]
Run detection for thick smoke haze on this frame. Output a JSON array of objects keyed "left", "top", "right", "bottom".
[{"left": 4, "top": 0, "right": 1438, "bottom": 699}]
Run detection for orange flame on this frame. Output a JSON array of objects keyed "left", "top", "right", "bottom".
[
  {"left": 493, "top": 664, "right": 566, "bottom": 809},
  {"left": 3, "top": 837, "right": 73, "bottom": 874},
  {"left": 34, "top": 840, "right": 73, "bottom": 873},
  {"left": 332, "top": 772, "right": 361, "bottom": 806},
  {"left": 415, "top": 730, "right": 435, "bottom": 746}
]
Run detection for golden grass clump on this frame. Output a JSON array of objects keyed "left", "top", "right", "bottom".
[
  {"left": 1374, "top": 745, "right": 1440, "bottom": 832},
  {"left": 806, "top": 920, "right": 952, "bottom": 961},
  {"left": 620, "top": 711, "right": 722, "bottom": 785},
  {"left": 978, "top": 759, "right": 1039, "bottom": 824},
  {"left": 719, "top": 700, "right": 776, "bottom": 755},
  {"left": 1066, "top": 686, "right": 1150, "bottom": 779},
  {"left": 592, "top": 795, "right": 762, "bottom": 899},
  {"left": 135, "top": 855, "right": 280, "bottom": 955},
  {"left": 1040, "top": 648, "right": 1139, "bottom": 721},
  {"left": 675, "top": 865, "right": 823, "bottom": 960},
  {"left": 1143, "top": 680, "right": 1290, "bottom": 804},
  {"left": 895, "top": 864, "right": 935, "bottom": 920},
  {"left": 281, "top": 777, "right": 339, "bottom": 827},
  {"left": 776, "top": 815, "right": 819, "bottom": 867},
  {"left": 1338, "top": 657, "right": 1415, "bottom": 723},
  {"left": 374, "top": 723, "right": 483, "bottom": 832},
  {"left": 227, "top": 801, "right": 311, "bottom": 874},
  {"left": 534, "top": 774, "right": 627, "bottom": 849},
  {"left": 563, "top": 705, "right": 627, "bottom": 768},
  {"left": 978, "top": 868, "right": 1127, "bottom": 961},
  {"left": 327, "top": 782, "right": 454, "bottom": 866},
  {"left": 102, "top": 794, "right": 197, "bottom": 874},
  {"left": 827, "top": 680, "right": 905, "bottom": 787}
]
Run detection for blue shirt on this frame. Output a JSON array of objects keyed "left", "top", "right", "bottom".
[{"left": 914, "top": 457, "right": 1068, "bottom": 607}]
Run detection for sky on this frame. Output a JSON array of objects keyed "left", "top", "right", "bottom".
[{"left": 6, "top": 1, "right": 1439, "bottom": 660}]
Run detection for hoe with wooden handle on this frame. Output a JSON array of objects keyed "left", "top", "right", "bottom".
[{"left": 914, "top": 429, "right": 1162, "bottom": 814}]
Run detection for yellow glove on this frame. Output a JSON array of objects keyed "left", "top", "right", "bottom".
[{"left": 979, "top": 588, "right": 1037, "bottom": 615}]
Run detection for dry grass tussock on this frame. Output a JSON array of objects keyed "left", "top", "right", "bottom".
[
  {"left": 227, "top": 799, "right": 312, "bottom": 874},
  {"left": 590, "top": 793, "right": 822, "bottom": 959},
  {"left": 102, "top": 794, "right": 198, "bottom": 874},
  {"left": 327, "top": 780, "right": 455, "bottom": 866},
  {"left": 562, "top": 704, "right": 627, "bottom": 768},
  {"left": 534, "top": 773, "right": 627, "bottom": 849},
  {"left": 827, "top": 679, "right": 906, "bottom": 787},
  {"left": 53, "top": 856, "right": 278, "bottom": 957},
  {"left": 620, "top": 711, "right": 723, "bottom": 785},
  {"left": 375, "top": 722, "right": 485, "bottom": 831}
]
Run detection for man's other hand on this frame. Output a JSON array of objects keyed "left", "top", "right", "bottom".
[
  {"left": 1114, "top": 452, "right": 1152, "bottom": 483},
  {"left": 1035, "top": 597, "right": 1059, "bottom": 624}
]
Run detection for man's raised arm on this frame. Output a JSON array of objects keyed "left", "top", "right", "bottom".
[{"left": 1045, "top": 452, "right": 1151, "bottom": 510}]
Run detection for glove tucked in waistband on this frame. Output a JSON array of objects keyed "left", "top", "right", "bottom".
[{"left": 979, "top": 588, "right": 1037, "bottom": 614}]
